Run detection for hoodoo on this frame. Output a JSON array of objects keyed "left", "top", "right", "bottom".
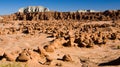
[{"left": 0, "top": 16, "right": 3, "bottom": 22}]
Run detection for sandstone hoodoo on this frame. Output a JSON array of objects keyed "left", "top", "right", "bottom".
[
  {"left": 0, "top": 5, "right": 120, "bottom": 67},
  {"left": 0, "top": 16, "right": 3, "bottom": 22},
  {"left": 2, "top": 10, "right": 120, "bottom": 21}
]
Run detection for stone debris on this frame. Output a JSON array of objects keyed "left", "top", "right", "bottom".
[{"left": 0, "top": 10, "right": 120, "bottom": 67}]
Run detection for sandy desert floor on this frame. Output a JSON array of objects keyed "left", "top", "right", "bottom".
[
  {"left": 0, "top": 20, "right": 119, "bottom": 67},
  {"left": 0, "top": 33, "right": 120, "bottom": 67}
]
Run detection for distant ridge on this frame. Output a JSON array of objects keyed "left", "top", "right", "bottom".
[{"left": 18, "top": 6, "right": 49, "bottom": 13}]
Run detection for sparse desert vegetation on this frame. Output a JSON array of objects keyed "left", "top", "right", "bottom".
[{"left": 0, "top": 62, "right": 28, "bottom": 67}]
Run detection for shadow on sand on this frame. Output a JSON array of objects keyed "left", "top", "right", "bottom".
[{"left": 99, "top": 57, "right": 120, "bottom": 66}]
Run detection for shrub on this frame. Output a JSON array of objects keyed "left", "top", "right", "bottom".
[{"left": 0, "top": 62, "right": 28, "bottom": 67}]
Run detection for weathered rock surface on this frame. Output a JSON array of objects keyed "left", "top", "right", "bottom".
[
  {"left": 2, "top": 10, "right": 120, "bottom": 21},
  {"left": 18, "top": 6, "right": 49, "bottom": 13},
  {"left": 62, "top": 54, "right": 72, "bottom": 62},
  {"left": 17, "top": 49, "right": 31, "bottom": 61},
  {"left": 0, "top": 10, "right": 120, "bottom": 67},
  {"left": 4, "top": 52, "right": 16, "bottom": 61},
  {"left": 0, "top": 16, "right": 3, "bottom": 22}
]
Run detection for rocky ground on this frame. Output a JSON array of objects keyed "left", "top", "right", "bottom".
[{"left": 0, "top": 11, "right": 120, "bottom": 67}]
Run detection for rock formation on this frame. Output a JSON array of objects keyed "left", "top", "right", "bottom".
[
  {"left": 0, "top": 16, "right": 3, "bottom": 22},
  {"left": 0, "top": 10, "right": 120, "bottom": 67},
  {"left": 18, "top": 6, "right": 49, "bottom": 13},
  {"left": 2, "top": 10, "right": 120, "bottom": 21}
]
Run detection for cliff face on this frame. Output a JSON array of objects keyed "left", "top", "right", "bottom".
[
  {"left": 2, "top": 10, "right": 120, "bottom": 21},
  {"left": 18, "top": 6, "right": 49, "bottom": 13}
]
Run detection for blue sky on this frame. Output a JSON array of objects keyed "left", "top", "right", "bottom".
[{"left": 0, "top": 0, "right": 119, "bottom": 15}]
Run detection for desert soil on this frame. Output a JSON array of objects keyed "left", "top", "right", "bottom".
[{"left": 0, "top": 21, "right": 119, "bottom": 67}]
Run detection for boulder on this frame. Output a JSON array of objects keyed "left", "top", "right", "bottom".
[
  {"left": 44, "top": 45, "right": 54, "bottom": 52},
  {"left": 62, "top": 54, "right": 72, "bottom": 62},
  {"left": 28, "top": 49, "right": 46, "bottom": 64},
  {"left": 4, "top": 52, "right": 16, "bottom": 61},
  {"left": 44, "top": 37, "right": 67, "bottom": 52},
  {"left": 17, "top": 50, "right": 30, "bottom": 61}
]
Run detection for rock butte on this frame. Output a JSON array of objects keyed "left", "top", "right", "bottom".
[{"left": 18, "top": 6, "right": 49, "bottom": 13}]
